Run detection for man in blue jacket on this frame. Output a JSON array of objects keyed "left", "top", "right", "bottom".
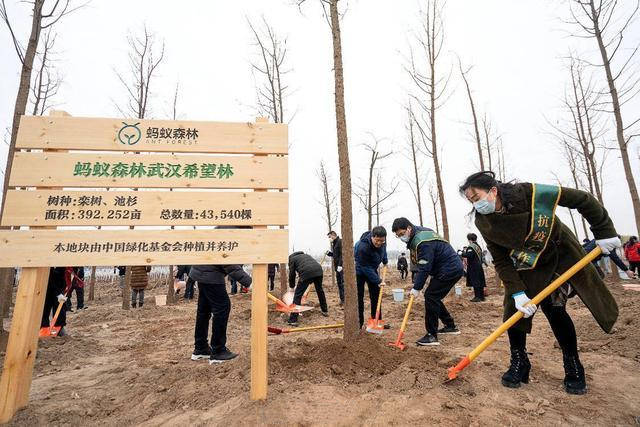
[
  {"left": 392, "top": 217, "right": 464, "bottom": 346},
  {"left": 354, "top": 226, "right": 389, "bottom": 329}
]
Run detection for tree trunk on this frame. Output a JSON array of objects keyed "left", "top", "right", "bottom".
[
  {"left": 279, "top": 264, "right": 287, "bottom": 296},
  {"left": 88, "top": 266, "right": 96, "bottom": 301},
  {"left": 590, "top": 0, "right": 640, "bottom": 234},
  {"left": 329, "top": 0, "right": 358, "bottom": 340},
  {"left": 367, "top": 151, "right": 375, "bottom": 230},
  {"left": 409, "top": 127, "right": 424, "bottom": 225},
  {"left": 166, "top": 266, "right": 175, "bottom": 304},
  {"left": 0, "top": 0, "right": 45, "bottom": 340},
  {"left": 567, "top": 208, "right": 579, "bottom": 239},
  {"left": 0, "top": 268, "right": 15, "bottom": 352},
  {"left": 461, "top": 67, "right": 484, "bottom": 170}
]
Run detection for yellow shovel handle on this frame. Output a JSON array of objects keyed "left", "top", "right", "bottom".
[
  {"left": 467, "top": 247, "right": 602, "bottom": 362},
  {"left": 288, "top": 323, "right": 344, "bottom": 333},
  {"left": 399, "top": 294, "right": 415, "bottom": 334},
  {"left": 267, "top": 293, "right": 286, "bottom": 306},
  {"left": 50, "top": 300, "right": 65, "bottom": 329},
  {"left": 374, "top": 266, "right": 388, "bottom": 316}
]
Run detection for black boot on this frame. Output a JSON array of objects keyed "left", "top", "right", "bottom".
[
  {"left": 563, "top": 353, "right": 586, "bottom": 395},
  {"left": 501, "top": 349, "right": 531, "bottom": 388}
]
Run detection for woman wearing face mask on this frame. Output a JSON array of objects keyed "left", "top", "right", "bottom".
[{"left": 459, "top": 171, "right": 620, "bottom": 395}]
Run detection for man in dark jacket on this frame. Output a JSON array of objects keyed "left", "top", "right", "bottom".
[
  {"left": 41, "top": 267, "right": 71, "bottom": 337},
  {"left": 189, "top": 263, "right": 251, "bottom": 363},
  {"left": 326, "top": 231, "right": 344, "bottom": 305},
  {"left": 461, "top": 233, "right": 487, "bottom": 302},
  {"left": 66, "top": 266, "right": 86, "bottom": 311},
  {"left": 267, "top": 263, "right": 279, "bottom": 291},
  {"left": 354, "top": 226, "right": 389, "bottom": 329},
  {"left": 287, "top": 251, "right": 329, "bottom": 325},
  {"left": 392, "top": 217, "right": 464, "bottom": 346},
  {"left": 397, "top": 253, "right": 409, "bottom": 280},
  {"left": 176, "top": 265, "right": 196, "bottom": 300}
]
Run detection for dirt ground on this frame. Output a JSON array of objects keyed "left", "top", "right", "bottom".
[{"left": 2, "top": 268, "right": 639, "bottom": 426}]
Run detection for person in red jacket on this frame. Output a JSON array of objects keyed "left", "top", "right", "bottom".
[{"left": 624, "top": 236, "right": 640, "bottom": 274}]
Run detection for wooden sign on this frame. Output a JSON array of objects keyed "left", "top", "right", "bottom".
[
  {"left": 1, "top": 190, "right": 288, "bottom": 227},
  {"left": 0, "top": 229, "right": 288, "bottom": 267},
  {"left": 9, "top": 152, "right": 288, "bottom": 189},
  {"left": 16, "top": 115, "right": 288, "bottom": 154}
]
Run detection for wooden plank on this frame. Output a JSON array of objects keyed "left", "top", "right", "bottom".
[
  {"left": 0, "top": 267, "right": 49, "bottom": 422},
  {"left": 16, "top": 115, "right": 288, "bottom": 154},
  {"left": 250, "top": 263, "right": 268, "bottom": 400},
  {"left": 0, "top": 229, "right": 288, "bottom": 267},
  {"left": 8, "top": 152, "right": 288, "bottom": 189},
  {"left": 1, "top": 190, "right": 288, "bottom": 227}
]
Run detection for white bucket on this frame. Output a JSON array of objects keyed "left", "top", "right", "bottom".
[
  {"left": 392, "top": 288, "right": 405, "bottom": 302},
  {"left": 155, "top": 295, "right": 167, "bottom": 306},
  {"left": 454, "top": 284, "right": 462, "bottom": 297}
]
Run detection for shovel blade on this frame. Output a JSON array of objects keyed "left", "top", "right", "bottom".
[
  {"left": 387, "top": 340, "right": 406, "bottom": 350},
  {"left": 39, "top": 326, "right": 61, "bottom": 338}
]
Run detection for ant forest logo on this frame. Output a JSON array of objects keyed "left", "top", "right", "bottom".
[{"left": 117, "top": 122, "right": 142, "bottom": 146}]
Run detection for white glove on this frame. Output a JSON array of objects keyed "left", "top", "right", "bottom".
[
  {"left": 595, "top": 236, "right": 621, "bottom": 255},
  {"left": 57, "top": 294, "right": 68, "bottom": 304},
  {"left": 410, "top": 288, "right": 421, "bottom": 298},
  {"left": 512, "top": 292, "right": 536, "bottom": 318},
  {"left": 336, "top": 266, "right": 343, "bottom": 273}
]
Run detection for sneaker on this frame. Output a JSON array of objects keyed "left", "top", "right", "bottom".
[
  {"left": 287, "top": 320, "right": 299, "bottom": 327},
  {"left": 240, "top": 287, "right": 250, "bottom": 294},
  {"left": 383, "top": 324, "right": 391, "bottom": 330},
  {"left": 321, "top": 311, "right": 329, "bottom": 317},
  {"left": 191, "top": 347, "right": 212, "bottom": 361},
  {"left": 470, "top": 297, "right": 483, "bottom": 302},
  {"left": 210, "top": 348, "right": 238, "bottom": 364},
  {"left": 57, "top": 327, "right": 69, "bottom": 337},
  {"left": 437, "top": 325, "right": 461, "bottom": 335},
  {"left": 416, "top": 334, "right": 440, "bottom": 346}
]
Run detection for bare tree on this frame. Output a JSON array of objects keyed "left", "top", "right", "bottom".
[
  {"left": 353, "top": 136, "right": 396, "bottom": 230},
  {"left": 298, "top": 0, "right": 359, "bottom": 339},
  {"left": 428, "top": 181, "right": 440, "bottom": 234},
  {"left": 114, "top": 25, "right": 165, "bottom": 308},
  {"left": 0, "top": 0, "right": 82, "bottom": 349},
  {"left": 317, "top": 160, "right": 338, "bottom": 287},
  {"left": 406, "top": 0, "right": 452, "bottom": 240},
  {"left": 248, "top": 16, "right": 293, "bottom": 294},
  {"left": 403, "top": 102, "right": 426, "bottom": 225},
  {"left": 496, "top": 140, "right": 507, "bottom": 182},
  {"left": 458, "top": 58, "right": 484, "bottom": 170},
  {"left": 30, "top": 31, "right": 61, "bottom": 116},
  {"left": 567, "top": 0, "right": 640, "bottom": 233},
  {"left": 114, "top": 25, "right": 165, "bottom": 119}
]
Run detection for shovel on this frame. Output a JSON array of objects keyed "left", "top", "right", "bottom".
[
  {"left": 267, "top": 292, "right": 314, "bottom": 314},
  {"left": 388, "top": 294, "right": 415, "bottom": 350},
  {"left": 39, "top": 298, "right": 66, "bottom": 338},
  {"left": 366, "top": 266, "right": 388, "bottom": 334},
  {"left": 268, "top": 323, "right": 343, "bottom": 335},
  {"left": 446, "top": 247, "right": 602, "bottom": 382}
]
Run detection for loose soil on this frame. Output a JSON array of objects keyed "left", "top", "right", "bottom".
[{"left": 2, "top": 269, "right": 639, "bottom": 426}]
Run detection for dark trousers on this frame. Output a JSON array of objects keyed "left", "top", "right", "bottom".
[
  {"left": 194, "top": 282, "right": 231, "bottom": 353},
  {"left": 424, "top": 275, "right": 461, "bottom": 336},
  {"left": 41, "top": 292, "right": 66, "bottom": 327},
  {"left": 400, "top": 268, "right": 408, "bottom": 280},
  {"left": 356, "top": 274, "right": 382, "bottom": 328},
  {"left": 289, "top": 276, "right": 328, "bottom": 322},
  {"left": 184, "top": 277, "right": 196, "bottom": 299},
  {"left": 336, "top": 269, "right": 345, "bottom": 303},
  {"left": 131, "top": 289, "right": 144, "bottom": 307},
  {"left": 268, "top": 275, "right": 275, "bottom": 291},
  {"left": 508, "top": 296, "right": 578, "bottom": 356},
  {"left": 230, "top": 278, "right": 238, "bottom": 294},
  {"left": 473, "top": 286, "right": 485, "bottom": 300},
  {"left": 65, "top": 287, "right": 84, "bottom": 310},
  {"left": 630, "top": 261, "right": 640, "bottom": 274},
  {"left": 411, "top": 271, "right": 416, "bottom": 282}
]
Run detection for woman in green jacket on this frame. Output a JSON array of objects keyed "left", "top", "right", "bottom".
[{"left": 460, "top": 171, "right": 620, "bottom": 395}]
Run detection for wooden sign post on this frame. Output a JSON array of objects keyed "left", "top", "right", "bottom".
[{"left": 0, "top": 113, "right": 288, "bottom": 422}]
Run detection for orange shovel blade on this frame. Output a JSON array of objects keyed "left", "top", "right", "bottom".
[
  {"left": 388, "top": 331, "right": 406, "bottom": 350},
  {"left": 366, "top": 318, "right": 384, "bottom": 334},
  {"left": 39, "top": 326, "right": 61, "bottom": 338}
]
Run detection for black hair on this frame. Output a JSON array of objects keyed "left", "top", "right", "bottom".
[
  {"left": 371, "top": 226, "right": 387, "bottom": 238},
  {"left": 459, "top": 171, "right": 498, "bottom": 194},
  {"left": 391, "top": 217, "right": 413, "bottom": 233},
  {"left": 327, "top": 231, "right": 337, "bottom": 236},
  {"left": 467, "top": 233, "right": 477, "bottom": 242}
]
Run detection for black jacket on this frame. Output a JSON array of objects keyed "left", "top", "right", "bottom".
[
  {"left": 189, "top": 264, "right": 252, "bottom": 287},
  {"left": 407, "top": 226, "right": 464, "bottom": 290},
  {"left": 327, "top": 237, "right": 343, "bottom": 269},
  {"left": 354, "top": 232, "right": 388, "bottom": 285},
  {"left": 117, "top": 266, "right": 126, "bottom": 276},
  {"left": 176, "top": 265, "right": 191, "bottom": 279},
  {"left": 397, "top": 256, "right": 408, "bottom": 270},
  {"left": 582, "top": 239, "right": 628, "bottom": 272},
  {"left": 461, "top": 245, "right": 486, "bottom": 288},
  {"left": 268, "top": 263, "right": 279, "bottom": 276},
  {"left": 288, "top": 252, "right": 323, "bottom": 288}
]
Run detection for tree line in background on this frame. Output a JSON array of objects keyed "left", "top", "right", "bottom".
[{"left": 0, "top": 0, "right": 638, "bottom": 341}]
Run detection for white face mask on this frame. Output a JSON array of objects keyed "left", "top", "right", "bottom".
[
  {"left": 399, "top": 229, "right": 411, "bottom": 243},
  {"left": 473, "top": 191, "right": 496, "bottom": 215}
]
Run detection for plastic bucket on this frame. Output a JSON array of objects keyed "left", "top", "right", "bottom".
[
  {"left": 454, "top": 284, "right": 462, "bottom": 297},
  {"left": 392, "top": 288, "right": 405, "bottom": 302},
  {"left": 155, "top": 295, "right": 167, "bottom": 306}
]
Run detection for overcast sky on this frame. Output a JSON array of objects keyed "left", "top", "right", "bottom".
[{"left": 1, "top": 1, "right": 639, "bottom": 257}]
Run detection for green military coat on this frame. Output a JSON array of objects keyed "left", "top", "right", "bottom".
[{"left": 475, "top": 183, "right": 618, "bottom": 333}]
